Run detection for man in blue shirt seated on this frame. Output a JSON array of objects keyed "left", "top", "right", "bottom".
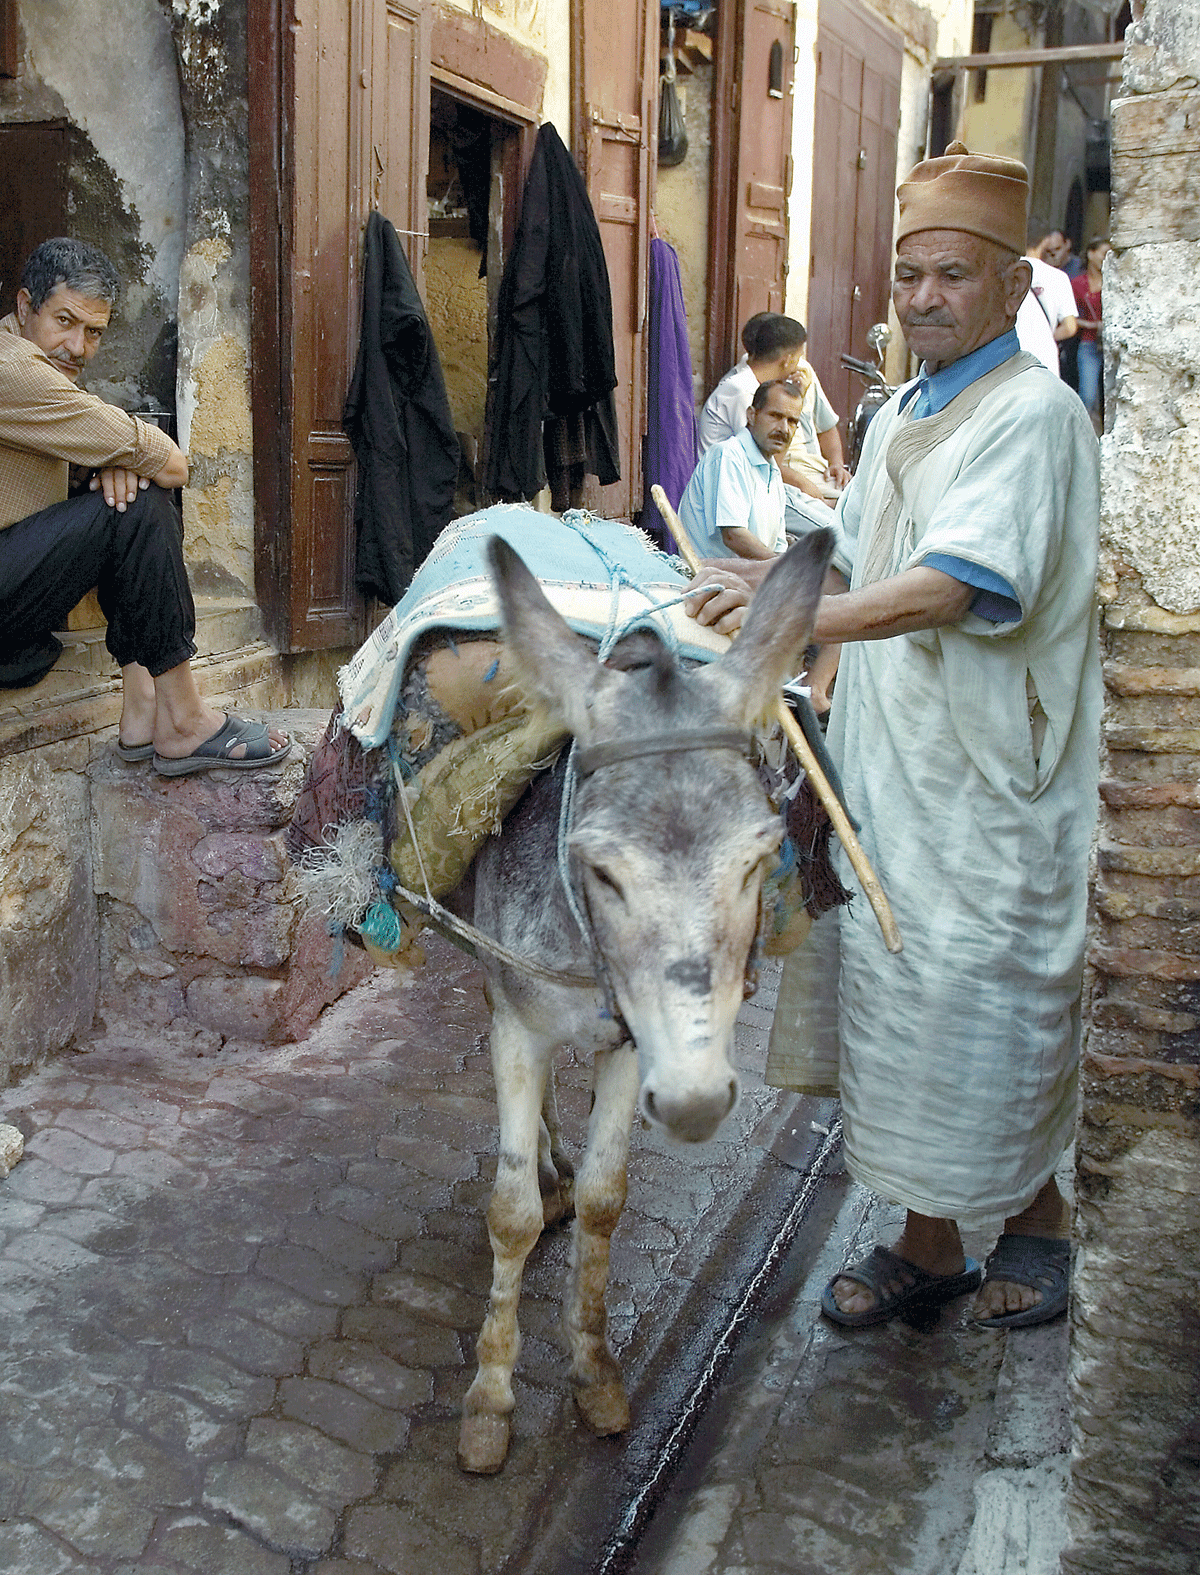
[{"left": 676, "top": 379, "right": 805, "bottom": 562}]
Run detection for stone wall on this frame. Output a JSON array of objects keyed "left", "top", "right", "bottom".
[
  {"left": 2, "top": 0, "right": 187, "bottom": 409},
  {"left": 1064, "top": 3, "right": 1200, "bottom": 1570},
  {"left": 0, "top": 714, "right": 372, "bottom": 1087},
  {"left": 0, "top": 743, "right": 98, "bottom": 1082}
]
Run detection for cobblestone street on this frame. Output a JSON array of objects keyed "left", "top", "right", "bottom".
[{"left": 0, "top": 938, "right": 794, "bottom": 1574}]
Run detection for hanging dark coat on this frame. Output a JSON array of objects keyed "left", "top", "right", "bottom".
[
  {"left": 343, "top": 212, "right": 460, "bottom": 604},
  {"left": 484, "top": 122, "right": 620, "bottom": 500}
]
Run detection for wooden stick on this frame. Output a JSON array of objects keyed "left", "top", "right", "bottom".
[{"left": 651, "top": 484, "right": 902, "bottom": 954}]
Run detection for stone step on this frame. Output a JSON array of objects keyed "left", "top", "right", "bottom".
[
  {"left": 91, "top": 706, "right": 371, "bottom": 1045},
  {"left": 0, "top": 600, "right": 289, "bottom": 759},
  {"left": 50, "top": 595, "right": 266, "bottom": 677}
]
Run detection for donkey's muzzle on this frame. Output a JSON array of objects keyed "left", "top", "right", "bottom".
[{"left": 639, "top": 1074, "right": 739, "bottom": 1144}]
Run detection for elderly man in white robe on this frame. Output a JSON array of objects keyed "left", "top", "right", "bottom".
[{"left": 685, "top": 142, "right": 1100, "bottom": 1331}]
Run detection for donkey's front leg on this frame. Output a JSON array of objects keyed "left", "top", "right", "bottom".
[
  {"left": 459, "top": 1008, "right": 549, "bottom": 1475},
  {"left": 567, "top": 1039, "right": 641, "bottom": 1436}
]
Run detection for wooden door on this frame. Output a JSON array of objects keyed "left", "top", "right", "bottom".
[
  {"left": 806, "top": 0, "right": 902, "bottom": 426},
  {"left": 572, "top": 0, "right": 657, "bottom": 519},
  {"left": 707, "top": 0, "right": 796, "bottom": 389},
  {"left": 249, "top": 0, "right": 430, "bottom": 654}
]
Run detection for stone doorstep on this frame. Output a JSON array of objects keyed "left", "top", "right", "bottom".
[{"left": 52, "top": 595, "right": 267, "bottom": 677}]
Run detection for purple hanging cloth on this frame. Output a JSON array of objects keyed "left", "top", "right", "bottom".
[{"left": 643, "top": 237, "right": 698, "bottom": 550}]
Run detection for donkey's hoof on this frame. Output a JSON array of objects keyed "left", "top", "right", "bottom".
[
  {"left": 458, "top": 1412, "right": 511, "bottom": 1474},
  {"left": 574, "top": 1377, "right": 630, "bottom": 1437}
]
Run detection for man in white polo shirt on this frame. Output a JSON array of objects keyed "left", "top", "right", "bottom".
[{"left": 677, "top": 379, "right": 804, "bottom": 560}]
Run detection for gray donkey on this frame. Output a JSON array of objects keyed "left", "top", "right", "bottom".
[{"left": 456, "top": 528, "right": 834, "bottom": 1473}]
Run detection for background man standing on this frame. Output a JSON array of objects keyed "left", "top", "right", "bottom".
[
  {"left": 1016, "top": 221, "right": 1077, "bottom": 375},
  {"left": 0, "top": 238, "right": 288, "bottom": 774},
  {"left": 688, "top": 144, "right": 1100, "bottom": 1331},
  {"left": 700, "top": 314, "right": 847, "bottom": 513}
]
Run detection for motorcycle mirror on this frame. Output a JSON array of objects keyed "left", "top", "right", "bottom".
[{"left": 867, "top": 322, "right": 892, "bottom": 351}]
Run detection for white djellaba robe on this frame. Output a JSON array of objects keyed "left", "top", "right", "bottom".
[{"left": 821, "top": 351, "right": 1101, "bottom": 1225}]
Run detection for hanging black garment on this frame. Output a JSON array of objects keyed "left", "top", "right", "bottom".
[
  {"left": 484, "top": 122, "right": 620, "bottom": 500},
  {"left": 343, "top": 212, "right": 460, "bottom": 604}
]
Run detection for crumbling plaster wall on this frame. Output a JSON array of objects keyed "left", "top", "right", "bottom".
[
  {"left": 1066, "top": 2, "right": 1200, "bottom": 1571},
  {"left": 168, "top": 0, "right": 257, "bottom": 601},
  {"left": 3, "top": 0, "right": 186, "bottom": 408},
  {"left": 1, "top": 0, "right": 256, "bottom": 598}
]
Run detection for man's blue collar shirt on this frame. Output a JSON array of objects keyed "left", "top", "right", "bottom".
[{"left": 901, "top": 328, "right": 1020, "bottom": 421}]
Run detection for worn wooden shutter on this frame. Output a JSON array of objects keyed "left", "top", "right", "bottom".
[
  {"left": 371, "top": 1, "right": 431, "bottom": 285},
  {"left": 707, "top": 0, "right": 797, "bottom": 386},
  {"left": 572, "top": 0, "right": 657, "bottom": 519},
  {"left": 0, "top": 122, "right": 68, "bottom": 317},
  {"left": 806, "top": 0, "right": 902, "bottom": 424},
  {"left": 730, "top": 2, "right": 797, "bottom": 341}
]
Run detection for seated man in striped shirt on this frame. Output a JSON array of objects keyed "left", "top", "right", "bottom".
[{"left": 0, "top": 238, "right": 288, "bottom": 773}]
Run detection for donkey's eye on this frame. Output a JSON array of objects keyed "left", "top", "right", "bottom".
[{"left": 590, "top": 866, "right": 625, "bottom": 901}]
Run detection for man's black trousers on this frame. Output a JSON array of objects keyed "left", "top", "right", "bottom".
[{"left": 0, "top": 486, "right": 197, "bottom": 688}]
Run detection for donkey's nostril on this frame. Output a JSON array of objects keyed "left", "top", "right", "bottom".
[{"left": 643, "top": 1088, "right": 658, "bottom": 1122}]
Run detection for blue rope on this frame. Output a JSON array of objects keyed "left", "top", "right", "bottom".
[{"left": 557, "top": 508, "right": 695, "bottom": 662}]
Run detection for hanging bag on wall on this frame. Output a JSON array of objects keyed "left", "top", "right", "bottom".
[{"left": 658, "top": 15, "right": 688, "bottom": 167}]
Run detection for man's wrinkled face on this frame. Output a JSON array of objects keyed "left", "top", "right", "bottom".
[
  {"left": 892, "top": 231, "right": 1029, "bottom": 372},
  {"left": 16, "top": 283, "right": 111, "bottom": 381},
  {"left": 746, "top": 387, "right": 803, "bottom": 458}
]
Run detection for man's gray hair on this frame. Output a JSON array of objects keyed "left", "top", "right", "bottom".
[{"left": 19, "top": 237, "right": 120, "bottom": 311}]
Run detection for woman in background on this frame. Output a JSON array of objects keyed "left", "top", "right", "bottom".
[{"left": 1072, "top": 236, "right": 1110, "bottom": 429}]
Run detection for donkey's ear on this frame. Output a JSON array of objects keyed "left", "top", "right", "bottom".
[
  {"left": 700, "top": 528, "right": 836, "bottom": 727},
  {"left": 486, "top": 535, "right": 609, "bottom": 733}
]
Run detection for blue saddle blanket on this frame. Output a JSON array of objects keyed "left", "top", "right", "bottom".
[{"left": 338, "top": 505, "right": 729, "bottom": 749}]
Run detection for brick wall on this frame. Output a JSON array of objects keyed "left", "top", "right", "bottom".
[{"left": 1064, "top": 4, "right": 1200, "bottom": 1570}]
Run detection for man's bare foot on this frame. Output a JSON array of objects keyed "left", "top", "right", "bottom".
[
  {"left": 152, "top": 705, "right": 289, "bottom": 761},
  {"left": 118, "top": 662, "right": 157, "bottom": 750},
  {"left": 122, "top": 662, "right": 288, "bottom": 760},
  {"left": 971, "top": 1178, "right": 1071, "bottom": 1323},
  {"left": 829, "top": 1212, "right": 966, "bottom": 1319}
]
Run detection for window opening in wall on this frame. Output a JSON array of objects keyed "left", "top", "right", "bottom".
[{"left": 0, "top": 122, "right": 68, "bottom": 315}]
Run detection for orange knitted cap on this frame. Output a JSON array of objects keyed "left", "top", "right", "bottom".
[{"left": 896, "top": 141, "right": 1029, "bottom": 254}]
